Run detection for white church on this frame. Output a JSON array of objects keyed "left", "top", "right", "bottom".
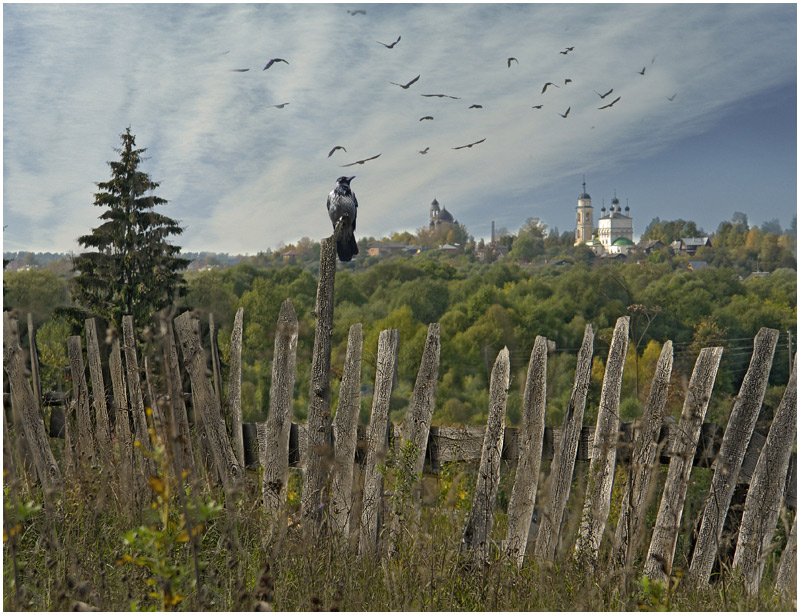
[{"left": 574, "top": 180, "right": 634, "bottom": 255}]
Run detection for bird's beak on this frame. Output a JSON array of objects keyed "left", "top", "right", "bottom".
[{"left": 349, "top": 176, "right": 356, "bottom": 182}]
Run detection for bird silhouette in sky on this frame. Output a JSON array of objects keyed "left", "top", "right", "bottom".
[
  {"left": 559, "top": 47, "right": 574, "bottom": 55},
  {"left": 230, "top": 68, "right": 250, "bottom": 72},
  {"left": 341, "top": 153, "right": 381, "bottom": 167},
  {"left": 558, "top": 106, "right": 571, "bottom": 118},
  {"left": 452, "top": 138, "right": 486, "bottom": 150},
  {"left": 638, "top": 66, "right": 646, "bottom": 75},
  {"left": 507, "top": 57, "right": 518, "bottom": 67},
  {"left": 468, "top": 104, "right": 483, "bottom": 109},
  {"left": 263, "top": 58, "right": 289, "bottom": 70},
  {"left": 419, "top": 116, "right": 434, "bottom": 121},
  {"left": 421, "top": 93, "right": 460, "bottom": 99},
  {"left": 598, "top": 96, "right": 621, "bottom": 109},
  {"left": 326, "top": 176, "right": 359, "bottom": 262},
  {"left": 377, "top": 36, "right": 401, "bottom": 48},
  {"left": 419, "top": 147, "right": 430, "bottom": 154},
  {"left": 271, "top": 103, "right": 290, "bottom": 109},
  {"left": 565, "top": 78, "right": 572, "bottom": 84},
  {"left": 531, "top": 104, "right": 543, "bottom": 109},
  {"left": 390, "top": 74, "right": 420, "bottom": 89},
  {"left": 541, "top": 82, "right": 559, "bottom": 93},
  {"left": 667, "top": 92, "right": 678, "bottom": 101},
  {"left": 594, "top": 88, "right": 614, "bottom": 99},
  {"left": 347, "top": 9, "right": 366, "bottom": 15},
  {"left": 327, "top": 146, "right": 347, "bottom": 157}
]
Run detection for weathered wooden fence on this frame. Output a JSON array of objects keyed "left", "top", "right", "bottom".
[{"left": 3, "top": 232, "right": 797, "bottom": 599}]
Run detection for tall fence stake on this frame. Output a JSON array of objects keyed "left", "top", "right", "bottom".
[{"left": 228, "top": 307, "right": 245, "bottom": 468}]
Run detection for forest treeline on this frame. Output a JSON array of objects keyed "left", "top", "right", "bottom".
[{"left": 4, "top": 213, "right": 796, "bottom": 431}]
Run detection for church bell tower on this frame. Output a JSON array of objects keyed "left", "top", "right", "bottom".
[{"left": 574, "top": 178, "right": 594, "bottom": 245}]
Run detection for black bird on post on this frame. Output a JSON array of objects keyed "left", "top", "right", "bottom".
[{"left": 327, "top": 176, "right": 359, "bottom": 262}]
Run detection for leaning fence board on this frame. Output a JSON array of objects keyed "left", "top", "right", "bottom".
[
  {"left": 330, "top": 323, "right": 363, "bottom": 538},
  {"left": 775, "top": 515, "right": 796, "bottom": 598},
  {"left": 209, "top": 313, "right": 223, "bottom": 407},
  {"left": 122, "top": 316, "right": 154, "bottom": 476},
  {"left": 84, "top": 319, "right": 113, "bottom": 465},
  {"left": 463, "top": 347, "right": 510, "bottom": 565},
  {"left": 611, "top": 341, "right": 673, "bottom": 572},
  {"left": 258, "top": 299, "right": 298, "bottom": 513},
  {"left": 732, "top": 355, "right": 797, "bottom": 595},
  {"left": 688, "top": 328, "right": 778, "bottom": 586},
  {"left": 301, "top": 230, "right": 339, "bottom": 523},
  {"left": 535, "top": 324, "right": 594, "bottom": 562},
  {"left": 644, "top": 346, "right": 723, "bottom": 584},
  {"left": 27, "top": 314, "right": 43, "bottom": 419},
  {"left": 3, "top": 313, "right": 62, "bottom": 491},
  {"left": 174, "top": 311, "right": 243, "bottom": 493},
  {"left": 67, "top": 336, "right": 96, "bottom": 469},
  {"left": 109, "top": 339, "right": 135, "bottom": 508},
  {"left": 358, "top": 328, "right": 399, "bottom": 558},
  {"left": 505, "top": 335, "right": 547, "bottom": 567},
  {"left": 228, "top": 307, "right": 245, "bottom": 468},
  {"left": 576, "top": 316, "right": 629, "bottom": 564},
  {"left": 164, "top": 320, "right": 195, "bottom": 476}
]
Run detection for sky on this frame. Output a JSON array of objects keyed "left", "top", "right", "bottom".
[{"left": 2, "top": 2, "right": 797, "bottom": 255}]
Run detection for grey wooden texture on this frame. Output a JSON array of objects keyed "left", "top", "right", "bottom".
[
  {"left": 535, "top": 324, "right": 594, "bottom": 562},
  {"left": 576, "top": 316, "right": 629, "bottom": 564},
  {"left": 301, "top": 231, "right": 338, "bottom": 523},
  {"left": 84, "top": 319, "right": 113, "bottom": 465},
  {"left": 122, "top": 316, "right": 154, "bottom": 475},
  {"left": 2, "top": 313, "right": 61, "bottom": 491},
  {"left": 775, "top": 515, "right": 796, "bottom": 598},
  {"left": 643, "top": 347, "right": 723, "bottom": 584},
  {"left": 67, "top": 336, "right": 96, "bottom": 469},
  {"left": 330, "top": 323, "right": 363, "bottom": 538},
  {"left": 611, "top": 341, "right": 673, "bottom": 572},
  {"left": 27, "top": 314, "right": 43, "bottom": 419},
  {"left": 732, "top": 355, "right": 796, "bottom": 595},
  {"left": 164, "top": 320, "right": 195, "bottom": 476},
  {"left": 258, "top": 299, "right": 298, "bottom": 513},
  {"left": 463, "top": 347, "right": 510, "bottom": 564},
  {"left": 688, "top": 328, "right": 778, "bottom": 586},
  {"left": 228, "top": 307, "right": 245, "bottom": 468},
  {"left": 174, "top": 311, "right": 243, "bottom": 493},
  {"left": 209, "top": 312, "right": 223, "bottom": 406},
  {"left": 505, "top": 335, "right": 547, "bottom": 567},
  {"left": 109, "top": 339, "right": 135, "bottom": 508},
  {"left": 358, "top": 328, "right": 399, "bottom": 558},
  {"left": 3, "top": 407, "right": 17, "bottom": 486}
]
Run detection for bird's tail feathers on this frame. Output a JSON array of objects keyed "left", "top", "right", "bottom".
[{"left": 336, "top": 228, "right": 359, "bottom": 262}]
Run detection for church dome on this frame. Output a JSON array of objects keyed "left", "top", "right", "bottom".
[
  {"left": 611, "top": 237, "right": 634, "bottom": 246},
  {"left": 579, "top": 192, "right": 591, "bottom": 200},
  {"left": 437, "top": 207, "right": 454, "bottom": 223}
]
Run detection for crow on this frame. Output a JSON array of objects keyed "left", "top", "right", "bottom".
[
  {"left": 230, "top": 68, "right": 250, "bottom": 72},
  {"left": 541, "top": 82, "right": 559, "bottom": 93},
  {"left": 390, "top": 75, "right": 420, "bottom": 89},
  {"left": 565, "top": 78, "right": 572, "bottom": 84},
  {"left": 327, "top": 176, "right": 359, "bottom": 262},
  {"left": 468, "top": 104, "right": 483, "bottom": 109},
  {"left": 378, "top": 36, "right": 401, "bottom": 48},
  {"left": 271, "top": 103, "right": 290, "bottom": 109},
  {"left": 452, "top": 138, "right": 486, "bottom": 150},
  {"left": 667, "top": 92, "right": 678, "bottom": 101},
  {"left": 594, "top": 88, "right": 614, "bottom": 99},
  {"left": 560, "top": 47, "right": 574, "bottom": 54},
  {"left": 419, "top": 147, "right": 430, "bottom": 154},
  {"left": 327, "top": 146, "right": 347, "bottom": 158},
  {"left": 263, "top": 58, "right": 289, "bottom": 70},
  {"left": 598, "top": 96, "right": 621, "bottom": 109},
  {"left": 421, "top": 93, "right": 460, "bottom": 99},
  {"left": 531, "top": 104, "right": 543, "bottom": 109},
  {"left": 507, "top": 57, "right": 518, "bottom": 67},
  {"left": 347, "top": 9, "right": 366, "bottom": 15},
  {"left": 558, "top": 106, "right": 570, "bottom": 118},
  {"left": 419, "top": 116, "right": 434, "bottom": 121},
  {"left": 340, "top": 153, "right": 381, "bottom": 167},
  {"left": 638, "top": 66, "right": 646, "bottom": 75}
]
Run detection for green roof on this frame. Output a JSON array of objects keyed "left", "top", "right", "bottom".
[{"left": 611, "top": 237, "right": 635, "bottom": 246}]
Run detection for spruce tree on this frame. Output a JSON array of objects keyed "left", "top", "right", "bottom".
[{"left": 72, "top": 127, "right": 188, "bottom": 330}]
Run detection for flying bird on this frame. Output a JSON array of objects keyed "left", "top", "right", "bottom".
[
  {"left": 468, "top": 104, "right": 483, "bottom": 109},
  {"left": 564, "top": 78, "right": 572, "bottom": 84},
  {"left": 638, "top": 66, "right": 646, "bottom": 75},
  {"left": 340, "top": 153, "right": 381, "bottom": 167},
  {"left": 421, "top": 93, "right": 460, "bottom": 99},
  {"left": 230, "top": 68, "right": 250, "bottom": 72},
  {"left": 326, "top": 176, "right": 359, "bottom": 262},
  {"left": 598, "top": 96, "right": 621, "bottom": 109},
  {"left": 559, "top": 47, "right": 574, "bottom": 54},
  {"left": 452, "top": 138, "right": 486, "bottom": 150},
  {"left": 667, "top": 92, "right": 678, "bottom": 101},
  {"left": 418, "top": 147, "right": 430, "bottom": 154},
  {"left": 377, "top": 36, "right": 401, "bottom": 48},
  {"left": 558, "top": 106, "right": 571, "bottom": 118},
  {"left": 531, "top": 105, "right": 543, "bottom": 109},
  {"left": 271, "top": 103, "right": 290, "bottom": 109},
  {"left": 390, "top": 74, "right": 420, "bottom": 89},
  {"left": 327, "top": 146, "right": 347, "bottom": 158},
  {"left": 263, "top": 58, "right": 289, "bottom": 70},
  {"left": 594, "top": 88, "right": 614, "bottom": 99},
  {"left": 541, "top": 82, "right": 559, "bottom": 93},
  {"left": 347, "top": 9, "right": 366, "bottom": 15},
  {"left": 507, "top": 57, "right": 518, "bottom": 67},
  {"left": 419, "top": 116, "right": 434, "bottom": 121}
]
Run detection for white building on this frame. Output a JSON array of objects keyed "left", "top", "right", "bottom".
[{"left": 574, "top": 184, "right": 634, "bottom": 255}]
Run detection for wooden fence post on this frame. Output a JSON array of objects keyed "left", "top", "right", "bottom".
[
  {"left": 164, "top": 320, "right": 195, "bottom": 476},
  {"left": 209, "top": 313, "right": 223, "bottom": 407},
  {"left": 330, "top": 323, "right": 363, "bottom": 538},
  {"left": 27, "top": 314, "right": 43, "bottom": 419},
  {"left": 84, "top": 319, "right": 113, "bottom": 466},
  {"left": 301, "top": 228, "right": 339, "bottom": 524},
  {"left": 122, "top": 316, "right": 156, "bottom": 478},
  {"left": 611, "top": 341, "right": 673, "bottom": 572},
  {"left": 67, "top": 336, "right": 97, "bottom": 470},
  {"left": 463, "top": 347, "right": 510, "bottom": 565},
  {"left": 174, "top": 311, "right": 243, "bottom": 494},
  {"left": 228, "top": 307, "right": 245, "bottom": 468},
  {"left": 258, "top": 299, "right": 298, "bottom": 513},
  {"left": 535, "top": 324, "right": 594, "bottom": 562},
  {"left": 775, "top": 515, "right": 796, "bottom": 598},
  {"left": 2, "top": 313, "right": 62, "bottom": 492},
  {"left": 576, "top": 316, "right": 629, "bottom": 565},
  {"left": 505, "top": 335, "right": 547, "bottom": 567},
  {"left": 358, "top": 328, "right": 399, "bottom": 558},
  {"left": 109, "top": 339, "right": 135, "bottom": 509},
  {"left": 643, "top": 346, "right": 723, "bottom": 584},
  {"left": 732, "top": 354, "right": 796, "bottom": 595},
  {"left": 688, "top": 328, "right": 778, "bottom": 586}
]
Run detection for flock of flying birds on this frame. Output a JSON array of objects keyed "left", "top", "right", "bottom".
[{"left": 227, "top": 7, "right": 679, "bottom": 168}]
